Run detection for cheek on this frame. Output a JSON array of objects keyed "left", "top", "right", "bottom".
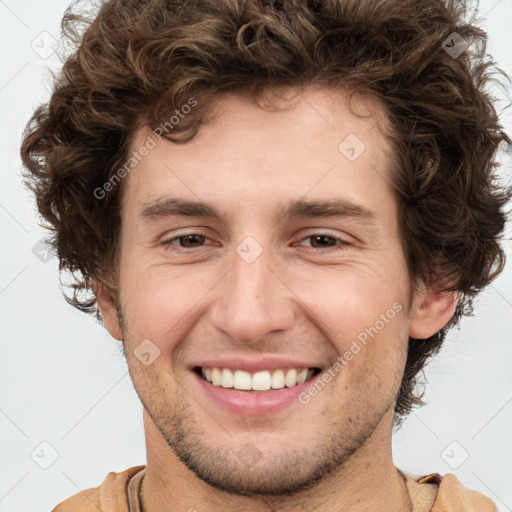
[
  {"left": 291, "top": 261, "right": 410, "bottom": 388},
  {"left": 291, "top": 262, "right": 408, "bottom": 335},
  {"left": 342, "top": 302, "right": 410, "bottom": 395},
  {"left": 120, "top": 260, "right": 208, "bottom": 333}
]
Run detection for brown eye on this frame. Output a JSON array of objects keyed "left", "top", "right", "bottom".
[
  {"left": 298, "top": 233, "right": 349, "bottom": 250},
  {"left": 306, "top": 235, "right": 339, "bottom": 248},
  {"left": 176, "top": 234, "right": 207, "bottom": 248},
  {"left": 161, "top": 232, "right": 211, "bottom": 250}
]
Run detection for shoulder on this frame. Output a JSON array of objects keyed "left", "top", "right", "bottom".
[
  {"left": 51, "top": 465, "right": 146, "bottom": 512},
  {"left": 419, "top": 472, "right": 497, "bottom": 512}
]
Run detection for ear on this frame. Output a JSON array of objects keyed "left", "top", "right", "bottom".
[
  {"left": 409, "top": 285, "right": 458, "bottom": 339},
  {"left": 93, "top": 279, "right": 123, "bottom": 340}
]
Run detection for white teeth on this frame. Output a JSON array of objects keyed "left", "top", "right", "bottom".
[
  {"left": 252, "top": 371, "right": 272, "bottom": 391},
  {"left": 211, "top": 367, "right": 222, "bottom": 386},
  {"left": 203, "top": 368, "right": 212, "bottom": 382},
  {"left": 221, "top": 368, "right": 234, "bottom": 388},
  {"left": 200, "top": 367, "right": 317, "bottom": 391},
  {"left": 284, "top": 368, "right": 297, "bottom": 388},
  {"left": 271, "top": 369, "right": 285, "bottom": 389},
  {"left": 233, "top": 370, "right": 252, "bottom": 390},
  {"left": 296, "top": 368, "right": 308, "bottom": 384}
]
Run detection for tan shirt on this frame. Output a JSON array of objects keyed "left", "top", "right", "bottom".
[
  {"left": 127, "top": 468, "right": 437, "bottom": 512},
  {"left": 52, "top": 465, "right": 497, "bottom": 511}
]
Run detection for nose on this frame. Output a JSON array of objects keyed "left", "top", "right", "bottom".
[{"left": 209, "top": 243, "right": 295, "bottom": 345}]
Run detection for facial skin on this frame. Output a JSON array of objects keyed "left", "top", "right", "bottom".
[{"left": 96, "top": 85, "right": 457, "bottom": 511}]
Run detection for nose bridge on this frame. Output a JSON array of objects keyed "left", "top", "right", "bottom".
[{"left": 209, "top": 238, "right": 294, "bottom": 345}]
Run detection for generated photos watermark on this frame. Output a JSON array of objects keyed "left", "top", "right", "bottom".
[
  {"left": 298, "top": 301, "right": 403, "bottom": 405},
  {"left": 93, "top": 97, "right": 198, "bottom": 200}
]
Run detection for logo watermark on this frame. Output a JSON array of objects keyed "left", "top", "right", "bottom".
[
  {"left": 93, "top": 98, "right": 198, "bottom": 200},
  {"left": 298, "top": 301, "right": 403, "bottom": 405}
]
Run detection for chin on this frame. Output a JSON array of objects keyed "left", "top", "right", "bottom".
[{"left": 178, "top": 448, "right": 333, "bottom": 497}]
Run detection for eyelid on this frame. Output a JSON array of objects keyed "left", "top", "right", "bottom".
[
  {"left": 160, "top": 229, "right": 213, "bottom": 247},
  {"left": 160, "top": 229, "right": 353, "bottom": 252},
  {"left": 296, "top": 228, "right": 352, "bottom": 239},
  {"left": 293, "top": 231, "right": 353, "bottom": 249}
]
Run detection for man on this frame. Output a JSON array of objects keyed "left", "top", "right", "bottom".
[{"left": 21, "top": 0, "right": 509, "bottom": 510}]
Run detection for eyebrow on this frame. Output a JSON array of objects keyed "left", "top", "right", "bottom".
[{"left": 140, "top": 197, "right": 377, "bottom": 224}]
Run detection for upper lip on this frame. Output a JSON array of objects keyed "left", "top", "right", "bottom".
[{"left": 191, "top": 356, "right": 324, "bottom": 373}]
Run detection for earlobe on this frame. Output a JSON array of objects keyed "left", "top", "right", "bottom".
[
  {"left": 409, "top": 286, "right": 458, "bottom": 340},
  {"left": 93, "top": 279, "right": 123, "bottom": 340}
]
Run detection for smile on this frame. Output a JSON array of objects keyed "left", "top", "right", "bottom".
[{"left": 196, "top": 367, "right": 321, "bottom": 392}]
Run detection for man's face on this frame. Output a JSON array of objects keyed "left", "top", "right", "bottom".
[{"left": 100, "top": 86, "right": 442, "bottom": 496}]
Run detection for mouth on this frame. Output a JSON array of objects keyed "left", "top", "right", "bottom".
[{"left": 193, "top": 366, "right": 322, "bottom": 393}]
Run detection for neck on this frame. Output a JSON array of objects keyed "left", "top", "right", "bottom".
[{"left": 140, "top": 410, "right": 412, "bottom": 512}]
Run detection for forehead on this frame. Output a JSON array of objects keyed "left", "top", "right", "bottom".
[{"left": 121, "top": 85, "right": 396, "bottom": 223}]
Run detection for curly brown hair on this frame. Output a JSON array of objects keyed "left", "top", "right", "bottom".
[{"left": 20, "top": 0, "right": 510, "bottom": 426}]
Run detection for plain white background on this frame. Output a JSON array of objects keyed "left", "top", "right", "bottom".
[{"left": 0, "top": 0, "right": 511, "bottom": 510}]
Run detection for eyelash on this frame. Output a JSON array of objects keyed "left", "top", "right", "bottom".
[{"left": 160, "top": 231, "right": 351, "bottom": 252}]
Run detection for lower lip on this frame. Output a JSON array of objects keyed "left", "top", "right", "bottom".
[{"left": 192, "top": 371, "right": 321, "bottom": 416}]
